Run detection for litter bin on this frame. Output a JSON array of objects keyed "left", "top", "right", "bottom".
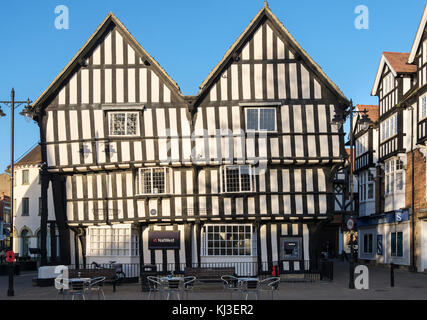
[{"left": 140, "top": 264, "right": 157, "bottom": 292}]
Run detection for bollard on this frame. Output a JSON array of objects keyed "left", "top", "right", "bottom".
[{"left": 390, "top": 263, "right": 394, "bottom": 287}]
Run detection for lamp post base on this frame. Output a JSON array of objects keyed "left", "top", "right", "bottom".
[{"left": 7, "top": 264, "right": 14, "bottom": 296}]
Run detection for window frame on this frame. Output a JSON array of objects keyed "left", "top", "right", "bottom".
[
  {"left": 21, "top": 197, "right": 29, "bottom": 216},
  {"left": 380, "top": 113, "right": 398, "bottom": 143},
  {"left": 221, "top": 165, "right": 254, "bottom": 194},
  {"left": 391, "top": 231, "right": 403, "bottom": 257},
  {"left": 385, "top": 157, "right": 405, "bottom": 196},
  {"left": 363, "top": 233, "right": 373, "bottom": 254},
  {"left": 201, "top": 224, "right": 257, "bottom": 257},
  {"left": 359, "top": 171, "right": 374, "bottom": 203},
  {"left": 87, "top": 226, "right": 139, "bottom": 257},
  {"left": 244, "top": 107, "right": 277, "bottom": 133},
  {"left": 107, "top": 111, "right": 140, "bottom": 137},
  {"left": 22, "top": 170, "right": 29, "bottom": 185},
  {"left": 420, "top": 94, "right": 427, "bottom": 121},
  {"left": 138, "top": 167, "right": 171, "bottom": 195}
]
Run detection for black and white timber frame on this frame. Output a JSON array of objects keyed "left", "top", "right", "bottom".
[{"left": 30, "top": 6, "right": 349, "bottom": 273}]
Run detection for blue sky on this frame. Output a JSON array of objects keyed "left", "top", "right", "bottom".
[{"left": 0, "top": 0, "right": 425, "bottom": 171}]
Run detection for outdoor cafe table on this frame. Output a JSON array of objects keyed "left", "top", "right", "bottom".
[
  {"left": 160, "top": 276, "right": 184, "bottom": 282},
  {"left": 68, "top": 277, "right": 91, "bottom": 283}
]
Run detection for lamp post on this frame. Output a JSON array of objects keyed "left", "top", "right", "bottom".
[
  {"left": 331, "top": 100, "right": 370, "bottom": 289},
  {"left": 0, "top": 88, "right": 32, "bottom": 297}
]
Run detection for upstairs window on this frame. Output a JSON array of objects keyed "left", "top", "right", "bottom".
[
  {"left": 21, "top": 198, "right": 29, "bottom": 216},
  {"left": 380, "top": 113, "right": 398, "bottom": 142},
  {"left": 385, "top": 157, "right": 404, "bottom": 195},
  {"left": 22, "top": 170, "right": 29, "bottom": 185},
  {"left": 245, "top": 108, "right": 276, "bottom": 132},
  {"left": 139, "top": 167, "right": 171, "bottom": 195},
  {"left": 108, "top": 112, "right": 139, "bottom": 136},
  {"left": 383, "top": 73, "right": 394, "bottom": 95},
  {"left": 420, "top": 95, "right": 427, "bottom": 120},
  {"left": 359, "top": 171, "right": 374, "bottom": 202},
  {"left": 222, "top": 165, "right": 253, "bottom": 193}
]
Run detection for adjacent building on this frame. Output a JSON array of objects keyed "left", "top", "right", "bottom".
[
  {"left": 11, "top": 145, "right": 58, "bottom": 260},
  {"left": 27, "top": 5, "right": 349, "bottom": 274},
  {"left": 356, "top": 3, "right": 427, "bottom": 272}
]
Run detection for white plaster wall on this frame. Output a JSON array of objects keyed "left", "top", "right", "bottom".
[{"left": 13, "top": 165, "right": 55, "bottom": 256}]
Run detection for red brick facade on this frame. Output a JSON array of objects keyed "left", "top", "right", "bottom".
[{"left": 405, "top": 149, "right": 426, "bottom": 270}]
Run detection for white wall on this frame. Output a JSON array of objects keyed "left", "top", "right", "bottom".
[{"left": 13, "top": 164, "right": 55, "bottom": 256}]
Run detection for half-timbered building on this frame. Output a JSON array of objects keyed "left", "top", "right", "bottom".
[{"left": 29, "top": 5, "right": 348, "bottom": 275}]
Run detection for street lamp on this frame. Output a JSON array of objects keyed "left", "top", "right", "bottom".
[
  {"left": 0, "top": 89, "right": 33, "bottom": 297},
  {"left": 331, "top": 100, "right": 371, "bottom": 289}
]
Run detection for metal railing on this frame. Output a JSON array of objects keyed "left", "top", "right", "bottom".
[{"left": 66, "top": 260, "right": 320, "bottom": 279}]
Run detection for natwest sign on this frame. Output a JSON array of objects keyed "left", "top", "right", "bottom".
[{"left": 148, "top": 231, "right": 180, "bottom": 250}]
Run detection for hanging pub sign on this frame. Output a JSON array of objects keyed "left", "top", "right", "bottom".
[{"left": 148, "top": 231, "right": 181, "bottom": 250}]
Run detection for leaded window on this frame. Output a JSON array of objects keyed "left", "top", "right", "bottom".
[
  {"left": 88, "top": 226, "right": 139, "bottom": 256},
  {"left": 202, "top": 224, "right": 256, "bottom": 256},
  {"left": 108, "top": 112, "right": 139, "bottom": 136},
  {"left": 139, "top": 167, "right": 171, "bottom": 195},
  {"left": 222, "top": 165, "right": 253, "bottom": 193}
]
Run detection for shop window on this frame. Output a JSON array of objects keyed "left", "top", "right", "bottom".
[
  {"left": 201, "top": 224, "right": 256, "bottom": 256},
  {"left": 88, "top": 226, "right": 139, "bottom": 256},
  {"left": 363, "top": 234, "right": 373, "bottom": 254}
]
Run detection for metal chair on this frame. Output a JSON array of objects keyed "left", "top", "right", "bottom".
[
  {"left": 259, "top": 277, "right": 280, "bottom": 300},
  {"left": 147, "top": 276, "right": 163, "bottom": 300},
  {"left": 86, "top": 276, "right": 106, "bottom": 300},
  {"left": 70, "top": 280, "right": 86, "bottom": 300},
  {"left": 221, "top": 275, "right": 240, "bottom": 299},
  {"left": 241, "top": 279, "right": 260, "bottom": 300},
  {"left": 164, "top": 279, "right": 182, "bottom": 300},
  {"left": 183, "top": 276, "right": 196, "bottom": 299}
]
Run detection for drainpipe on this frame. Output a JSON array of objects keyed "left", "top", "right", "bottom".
[{"left": 409, "top": 104, "right": 416, "bottom": 272}]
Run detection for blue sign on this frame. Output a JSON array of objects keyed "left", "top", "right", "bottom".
[
  {"left": 377, "top": 235, "right": 383, "bottom": 255},
  {"left": 395, "top": 210, "right": 402, "bottom": 222}
]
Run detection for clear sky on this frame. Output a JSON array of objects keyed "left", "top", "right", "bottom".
[{"left": 0, "top": 0, "right": 425, "bottom": 172}]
